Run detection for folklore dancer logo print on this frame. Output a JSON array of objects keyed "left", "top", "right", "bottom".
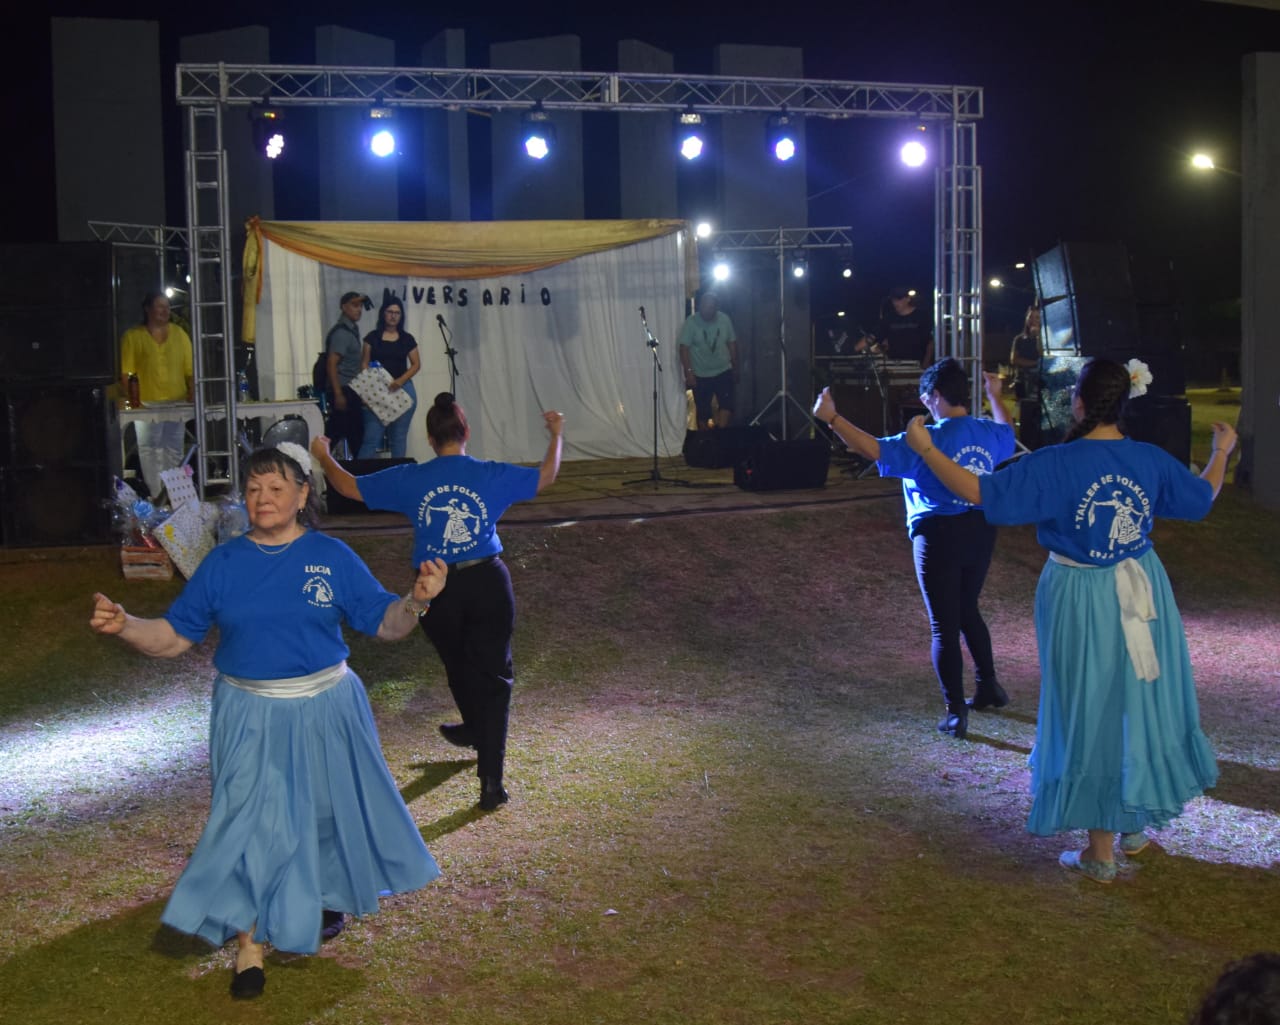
[{"left": 418, "top": 485, "right": 489, "bottom": 556}]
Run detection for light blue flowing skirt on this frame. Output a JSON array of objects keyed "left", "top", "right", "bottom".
[
  {"left": 1027, "top": 548, "right": 1218, "bottom": 836},
  {"left": 161, "top": 670, "right": 439, "bottom": 953}
]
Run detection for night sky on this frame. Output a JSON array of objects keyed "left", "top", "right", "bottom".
[{"left": 7, "top": 0, "right": 1279, "bottom": 325}]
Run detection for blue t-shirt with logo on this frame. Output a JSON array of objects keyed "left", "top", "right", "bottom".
[
  {"left": 357, "top": 454, "right": 540, "bottom": 567},
  {"left": 876, "top": 416, "right": 1016, "bottom": 537},
  {"left": 164, "top": 532, "right": 399, "bottom": 678},
  {"left": 979, "top": 437, "right": 1214, "bottom": 565}
]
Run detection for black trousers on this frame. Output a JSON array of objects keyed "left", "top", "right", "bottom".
[
  {"left": 911, "top": 510, "right": 999, "bottom": 711},
  {"left": 419, "top": 557, "right": 516, "bottom": 782},
  {"left": 324, "top": 386, "right": 364, "bottom": 458}
]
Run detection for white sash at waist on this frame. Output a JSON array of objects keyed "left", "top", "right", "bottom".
[
  {"left": 1048, "top": 552, "right": 1160, "bottom": 682},
  {"left": 222, "top": 661, "right": 349, "bottom": 698}
]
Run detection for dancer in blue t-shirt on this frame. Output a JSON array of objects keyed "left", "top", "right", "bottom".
[
  {"left": 815, "top": 359, "right": 1016, "bottom": 740},
  {"left": 91, "top": 444, "right": 448, "bottom": 999},
  {"left": 313, "top": 392, "right": 565, "bottom": 812},
  {"left": 905, "top": 358, "right": 1238, "bottom": 882}
]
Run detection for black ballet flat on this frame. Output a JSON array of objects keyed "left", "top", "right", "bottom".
[
  {"left": 968, "top": 681, "right": 1010, "bottom": 712},
  {"left": 439, "top": 722, "right": 477, "bottom": 748},
  {"left": 230, "top": 965, "right": 265, "bottom": 999},
  {"left": 320, "top": 909, "right": 346, "bottom": 941}
]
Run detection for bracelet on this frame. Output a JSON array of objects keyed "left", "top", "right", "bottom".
[
  {"left": 827, "top": 414, "right": 841, "bottom": 427},
  {"left": 403, "top": 594, "right": 431, "bottom": 617}
]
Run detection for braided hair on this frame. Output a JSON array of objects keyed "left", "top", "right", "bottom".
[
  {"left": 1063, "top": 358, "right": 1130, "bottom": 443},
  {"left": 426, "top": 392, "right": 469, "bottom": 446}
]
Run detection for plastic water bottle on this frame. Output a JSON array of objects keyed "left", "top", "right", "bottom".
[{"left": 237, "top": 369, "right": 249, "bottom": 402}]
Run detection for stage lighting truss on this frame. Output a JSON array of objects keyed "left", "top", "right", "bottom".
[
  {"left": 250, "top": 104, "right": 285, "bottom": 160},
  {"left": 366, "top": 101, "right": 397, "bottom": 158},
  {"left": 767, "top": 110, "right": 798, "bottom": 162},
  {"left": 677, "top": 108, "right": 706, "bottom": 161},
  {"left": 522, "top": 102, "right": 556, "bottom": 160}
]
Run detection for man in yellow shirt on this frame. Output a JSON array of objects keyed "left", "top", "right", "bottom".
[{"left": 119, "top": 293, "right": 194, "bottom": 497}]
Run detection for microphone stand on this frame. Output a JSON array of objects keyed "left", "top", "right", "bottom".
[
  {"left": 623, "top": 306, "right": 694, "bottom": 489},
  {"left": 436, "top": 316, "right": 459, "bottom": 396}
]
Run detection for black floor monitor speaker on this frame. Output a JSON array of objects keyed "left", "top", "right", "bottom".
[
  {"left": 682, "top": 426, "right": 768, "bottom": 469},
  {"left": 1126, "top": 396, "right": 1192, "bottom": 466},
  {"left": 734, "top": 438, "right": 830, "bottom": 492},
  {"left": 325, "top": 457, "right": 415, "bottom": 514}
]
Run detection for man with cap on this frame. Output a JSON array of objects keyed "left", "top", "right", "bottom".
[
  {"left": 873, "top": 286, "right": 935, "bottom": 368},
  {"left": 324, "top": 291, "right": 367, "bottom": 458}
]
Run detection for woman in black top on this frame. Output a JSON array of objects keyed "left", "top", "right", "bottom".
[{"left": 358, "top": 297, "right": 421, "bottom": 459}]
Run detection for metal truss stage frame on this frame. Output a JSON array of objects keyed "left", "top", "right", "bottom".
[{"left": 175, "top": 62, "right": 983, "bottom": 494}]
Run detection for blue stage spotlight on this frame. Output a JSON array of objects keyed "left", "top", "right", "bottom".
[
  {"left": 522, "top": 103, "right": 556, "bottom": 160},
  {"left": 366, "top": 102, "right": 396, "bottom": 158},
  {"left": 768, "top": 111, "right": 798, "bottom": 162},
  {"left": 678, "top": 109, "right": 706, "bottom": 161}
]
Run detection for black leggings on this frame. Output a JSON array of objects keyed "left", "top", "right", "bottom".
[
  {"left": 419, "top": 557, "right": 516, "bottom": 781},
  {"left": 911, "top": 510, "right": 999, "bottom": 711}
]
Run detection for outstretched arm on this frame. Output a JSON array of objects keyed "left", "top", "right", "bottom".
[
  {"left": 984, "top": 372, "right": 1014, "bottom": 429},
  {"left": 538, "top": 411, "right": 565, "bottom": 493},
  {"left": 905, "top": 416, "right": 981, "bottom": 504},
  {"left": 813, "top": 387, "right": 881, "bottom": 462},
  {"left": 90, "top": 593, "right": 193, "bottom": 658},
  {"left": 310, "top": 435, "right": 363, "bottom": 501}
]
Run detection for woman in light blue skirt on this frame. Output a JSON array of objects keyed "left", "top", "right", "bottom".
[
  {"left": 904, "top": 358, "right": 1237, "bottom": 882},
  {"left": 91, "top": 444, "right": 448, "bottom": 997}
]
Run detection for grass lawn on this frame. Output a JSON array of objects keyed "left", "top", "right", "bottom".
[{"left": 0, "top": 425, "right": 1276, "bottom": 1024}]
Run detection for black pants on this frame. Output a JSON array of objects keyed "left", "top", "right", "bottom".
[
  {"left": 911, "top": 510, "right": 999, "bottom": 711},
  {"left": 324, "top": 386, "right": 364, "bottom": 458},
  {"left": 419, "top": 557, "right": 516, "bottom": 782}
]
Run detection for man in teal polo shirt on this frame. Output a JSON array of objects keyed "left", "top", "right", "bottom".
[{"left": 678, "top": 291, "right": 739, "bottom": 430}]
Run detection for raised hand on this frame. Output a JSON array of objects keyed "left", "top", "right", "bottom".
[
  {"left": 543, "top": 410, "right": 565, "bottom": 437},
  {"left": 90, "top": 592, "right": 127, "bottom": 635},
  {"left": 1209, "top": 422, "right": 1238, "bottom": 457},
  {"left": 412, "top": 558, "right": 450, "bottom": 603},
  {"left": 309, "top": 436, "right": 332, "bottom": 462},
  {"left": 812, "top": 388, "right": 837, "bottom": 425},
  {"left": 905, "top": 415, "right": 933, "bottom": 454}
]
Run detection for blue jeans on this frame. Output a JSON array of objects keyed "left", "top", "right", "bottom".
[{"left": 357, "top": 379, "right": 417, "bottom": 458}]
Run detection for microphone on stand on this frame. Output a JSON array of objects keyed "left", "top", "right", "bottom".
[{"left": 436, "top": 313, "right": 447, "bottom": 328}]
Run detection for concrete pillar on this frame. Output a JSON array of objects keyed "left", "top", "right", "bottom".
[
  {"left": 1240, "top": 52, "right": 1280, "bottom": 507},
  {"left": 420, "top": 29, "right": 471, "bottom": 222},
  {"left": 51, "top": 18, "right": 165, "bottom": 240},
  {"left": 489, "top": 36, "right": 584, "bottom": 220},
  {"left": 315, "top": 26, "right": 398, "bottom": 221},
  {"left": 618, "top": 40, "right": 678, "bottom": 220}
]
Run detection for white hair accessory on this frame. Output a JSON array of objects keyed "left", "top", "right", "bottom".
[
  {"left": 1126, "top": 358, "right": 1153, "bottom": 399},
  {"left": 275, "top": 441, "right": 313, "bottom": 477}
]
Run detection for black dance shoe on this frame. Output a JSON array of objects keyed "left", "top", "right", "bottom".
[
  {"left": 320, "top": 909, "right": 346, "bottom": 941},
  {"left": 438, "top": 722, "right": 478, "bottom": 748},
  {"left": 936, "top": 709, "right": 968, "bottom": 740},
  {"left": 968, "top": 681, "right": 1010, "bottom": 712},
  {"left": 230, "top": 965, "right": 265, "bottom": 999},
  {"left": 479, "top": 777, "right": 509, "bottom": 811}
]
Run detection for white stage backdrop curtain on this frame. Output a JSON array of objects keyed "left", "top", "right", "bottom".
[{"left": 258, "top": 232, "right": 690, "bottom": 464}]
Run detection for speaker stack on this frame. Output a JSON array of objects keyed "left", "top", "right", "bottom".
[
  {"left": 0, "top": 242, "right": 117, "bottom": 547},
  {"left": 1032, "top": 242, "right": 1190, "bottom": 461}
]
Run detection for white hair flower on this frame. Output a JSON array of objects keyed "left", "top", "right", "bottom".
[
  {"left": 275, "top": 441, "right": 313, "bottom": 477},
  {"left": 1126, "top": 358, "right": 1153, "bottom": 399}
]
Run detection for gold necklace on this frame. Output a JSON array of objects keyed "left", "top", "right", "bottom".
[{"left": 249, "top": 531, "right": 302, "bottom": 555}]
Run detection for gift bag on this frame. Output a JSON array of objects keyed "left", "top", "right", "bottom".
[
  {"left": 350, "top": 365, "right": 413, "bottom": 426},
  {"left": 157, "top": 500, "right": 220, "bottom": 579}
]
